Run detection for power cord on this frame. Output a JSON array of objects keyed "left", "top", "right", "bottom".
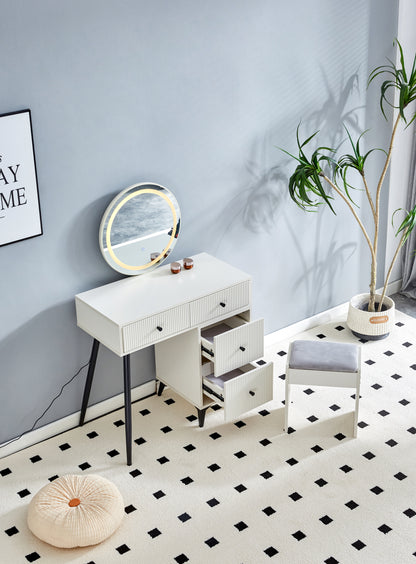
[{"left": 0, "top": 359, "right": 90, "bottom": 449}]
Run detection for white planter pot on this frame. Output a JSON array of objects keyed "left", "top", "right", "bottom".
[{"left": 347, "top": 293, "right": 395, "bottom": 340}]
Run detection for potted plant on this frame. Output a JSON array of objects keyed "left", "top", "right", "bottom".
[{"left": 281, "top": 39, "right": 416, "bottom": 340}]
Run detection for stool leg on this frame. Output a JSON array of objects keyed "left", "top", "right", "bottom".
[
  {"left": 353, "top": 372, "right": 360, "bottom": 438},
  {"left": 285, "top": 378, "right": 290, "bottom": 433}
]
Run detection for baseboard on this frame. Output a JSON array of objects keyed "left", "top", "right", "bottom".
[
  {"left": 386, "top": 278, "right": 402, "bottom": 295},
  {"left": 264, "top": 279, "right": 402, "bottom": 348},
  {"left": 0, "top": 380, "right": 156, "bottom": 459},
  {"left": 264, "top": 301, "right": 349, "bottom": 348}
]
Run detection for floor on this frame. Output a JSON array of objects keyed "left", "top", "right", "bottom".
[
  {"left": 1, "top": 307, "right": 416, "bottom": 563},
  {"left": 391, "top": 293, "right": 416, "bottom": 318}
]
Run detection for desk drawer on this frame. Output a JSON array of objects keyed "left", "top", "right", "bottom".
[
  {"left": 203, "top": 362, "right": 273, "bottom": 422},
  {"left": 190, "top": 281, "right": 250, "bottom": 326},
  {"left": 122, "top": 304, "right": 189, "bottom": 353},
  {"left": 201, "top": 317, "right": 264, "bottom": 377}
]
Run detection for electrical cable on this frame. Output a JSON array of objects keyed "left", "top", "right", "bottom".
[{"left": 0, "top": 359, "right": 90, "bottom": 449}]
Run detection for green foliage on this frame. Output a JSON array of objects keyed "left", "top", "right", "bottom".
[
  {"left": 368, "top": 39, "right": 416, "bottom": 125},
  {"left": 280, "top": 125, "right": 336, "bottom": 213},
  {"left": 335, "top": 127, "right": 385, "bottom": 203},
  {"left": 336, "top": 127, "right": 382, "bottom": 175},
  {"left": 282, "top": 39, "right": 416, "bottom": 219},
  {"left": 281, "top": 125, "right": 383, "bottom": 213},
  {"left": 394, "top": 204, "right": 416, "bottom": 245},
  {"left": 280, "top": 38, "right": 416, "bottom": 310}
]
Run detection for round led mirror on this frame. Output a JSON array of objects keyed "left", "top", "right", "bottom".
[{"left": 99, "top": 182, "right": 181, "bottom": 275}]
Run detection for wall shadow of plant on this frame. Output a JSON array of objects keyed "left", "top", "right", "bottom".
[
  {"left": 308, "top": 68, "right": 362, "bottom": 149},
  {"left": 212, "top": 136, "right": 288, "bottom": 251},
  {"left": 282, "top": 69, "right": 363, "bottom": 315},
  {"left": 213, "top": 69, "right": 363, "bottom": 318}
]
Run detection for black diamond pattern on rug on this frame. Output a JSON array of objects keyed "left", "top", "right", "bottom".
[
  {"left": 352, "top": 540, "right": 366, "bottom": 550},
  {"left": 1, "top": 311, "right": 415, "bottom": 564},
  {"left": 345, "top": 500, "right": 359, "bottom": 510},
  {"left": 116, "top": 544, "right": 130, "bottom": 554},
  {"left": 17, "top": 489, "right": 30, "bottom": 498},
  {"left": 25, "top": 552, "right": 40, "bottom": 562},
  {"left": 78, "top": 462, "right": 91, "bottom": 471},
  {"left": 178, "top": 512, "right": 191, "bottom": 522},
  {"left": 205, "top": 537, "right": 219, "bottom": 547},
  {"left": 148, "top": 528, "right": 161, "bottom": 538},
  {"left": 59, "top": 441, "right": 71, "bottom": 450},
  {"left": 263, "top": 506, "right": 276, "bottom": 516}
]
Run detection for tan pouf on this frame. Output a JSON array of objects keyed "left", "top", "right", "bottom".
[{"left": 27, "top": 474, "right": 124, "bottom": 548}]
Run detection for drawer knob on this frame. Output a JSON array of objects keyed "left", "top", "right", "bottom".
[
  {"left": 157, "top": 326, "right": 163, "bottom": 332},
  {"left": 249, "top": 390, "right": 256, "bottom": 397},
  {"left": 219, "top": 302, "right": 226, "bottom": 308},
  {"left": 240, "top": 346, "right": 246, "bottom": 352}
]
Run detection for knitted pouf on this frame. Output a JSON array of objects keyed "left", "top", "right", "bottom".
[{"left": 27, "top": 474, "right": 124, "bottom": 548}]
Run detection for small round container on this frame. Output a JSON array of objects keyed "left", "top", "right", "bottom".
[
  {"left": 150, "top": 252, "right": 160, "bottom": 262},
  {"left": 170, "top": 261, "right": 181, "bottom": 274},
  {"left": 183, "top": 257, "right": 194, "bottom": 270}
]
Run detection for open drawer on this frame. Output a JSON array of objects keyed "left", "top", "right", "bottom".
[
  {"left": 203, "top": 362, "right": 273, "bottom": 422},
  {"left": 201, "top": 316, "right": 264, "bottom": 377}
]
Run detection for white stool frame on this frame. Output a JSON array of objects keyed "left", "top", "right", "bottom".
[{"left": 284, "top": 342, "right": 361, "bottom": 437}]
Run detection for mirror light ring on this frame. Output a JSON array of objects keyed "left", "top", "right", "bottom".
[{"left": 106, "top": 188, "right": 177, "bottom": 271}]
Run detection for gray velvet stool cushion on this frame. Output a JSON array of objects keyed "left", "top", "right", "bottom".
[{"left": 289, "top": 340, "right": 359, "bottom": 373}]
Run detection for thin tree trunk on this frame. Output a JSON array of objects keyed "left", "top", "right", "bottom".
[
  {"left": 371, "top": 113, "right": 402, "bottom": 311},
  {"left": 320, "top": 173, "right": 376, "bottom": 266},
  {"left": 378, "top": 229, "right": 408, "bottom": 311},
  {"left": 360, "top": 174, "right": 377, "bottom": 311}
]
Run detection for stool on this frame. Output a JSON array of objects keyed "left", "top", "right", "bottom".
[
  {"left": 27, "top": 474, "right": 124, "bottom": 548},
  {"left": 285, "top": 340, "right": 361, "bottom": 437}
]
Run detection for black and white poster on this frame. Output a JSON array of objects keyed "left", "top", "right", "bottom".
[{"left": 0, "top": 109, "right": 42, "bottom": 247}]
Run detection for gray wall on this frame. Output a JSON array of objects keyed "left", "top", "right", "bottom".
[{"left": 0, "top": 0, "right": 399, "bottom": 444}]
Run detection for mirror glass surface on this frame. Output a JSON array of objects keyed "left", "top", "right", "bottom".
[{"left": 99, "top": 182, "right": 181, "bottom": 275}]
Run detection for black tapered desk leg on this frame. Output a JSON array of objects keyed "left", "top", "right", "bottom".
[
  {"left": 123, "top": 354, "right": 132, "bottom": 466},
  {"left": 157, "top": 381, "right": 166, "bottom": 396},
  {"left": 197, "top": 406, "right": 209, "bottom": 428},
  {"left": 79, "top": 338, "right": 100, "bottom": 426}
]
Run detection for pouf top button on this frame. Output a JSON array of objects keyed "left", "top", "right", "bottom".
[{"left": 68, "top": 498, "right": 81, "bottom": 507}]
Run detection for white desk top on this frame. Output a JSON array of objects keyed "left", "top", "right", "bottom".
[{"left": 75, "top": 253, "right": 250, "bottom": 326}]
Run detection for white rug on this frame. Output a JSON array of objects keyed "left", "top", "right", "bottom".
[{"left": 1, "top": 311, "right": 416, "bottom": 564}]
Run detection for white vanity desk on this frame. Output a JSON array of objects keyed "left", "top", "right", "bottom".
[{"left": 75, "top": 252, "right": 273, "bottom": 465}]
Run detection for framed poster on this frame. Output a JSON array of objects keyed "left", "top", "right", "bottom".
[{"left": 0, "top": 109, "right": 43, "bottom": 247}]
